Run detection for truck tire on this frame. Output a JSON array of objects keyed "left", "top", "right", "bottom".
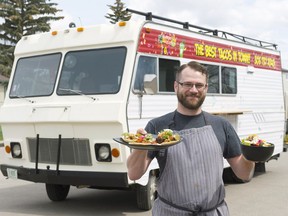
[
  {"left": 222, "top": 167, "right": 247, "bottom": 183},
  {"left": 136, "top": 174, "right": 157, "bottom": 210},
  {"left": 45, "top": 184, "right": 70, "bottom": 201}
]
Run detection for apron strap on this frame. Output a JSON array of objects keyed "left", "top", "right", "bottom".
[{"left": 158, "top": 195, "right": 225, "bottom": 215}]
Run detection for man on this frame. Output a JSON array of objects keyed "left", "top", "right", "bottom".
[{"left": 127, "top": 61, "right": 255, "bottom": 215}]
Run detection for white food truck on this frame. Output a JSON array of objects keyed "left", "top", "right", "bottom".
[{"left": 0, "top": 9, "right": 285, "bottom": 210}]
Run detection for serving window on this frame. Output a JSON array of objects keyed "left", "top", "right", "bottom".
[
  {"left": 133, "top": 55, "right": 180, "bottom": 94},
  {"left": 133, "top": 56, "right": 236, "bottom": 95},
  {"left": 158, "top": 58, "right": 180, "bottom": 92},
  {"left": 203, "top": 63, "right": 237, "bottom": 94}
]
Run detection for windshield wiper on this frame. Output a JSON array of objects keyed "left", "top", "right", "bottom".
[
  {"left": 59, "top": 88, "right": 97, "bottom": 101},
  {"left": 12, "top": 95, "right": 35, "bottom": 103}
]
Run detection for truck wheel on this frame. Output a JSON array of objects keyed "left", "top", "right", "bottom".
[
  {"left": 136, "top": 174, "right": 157, "bottom": 210},
  {"left": 223, "top": 167, "right": 247, "bottom": 183},
  {"left": 45, "top": 184, "right": 70, "bottom": 201}
]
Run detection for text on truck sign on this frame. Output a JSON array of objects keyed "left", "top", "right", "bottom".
[{"left": 138, "top": 28, "right": 281, "bottom": 71}]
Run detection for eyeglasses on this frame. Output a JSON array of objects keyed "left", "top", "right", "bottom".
[{"left": 176, "top": 81, "right": 207, "bottom": 90}]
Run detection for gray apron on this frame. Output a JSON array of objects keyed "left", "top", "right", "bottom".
[{"left": 152, "top": 116, "right": 229, "bottom": 215}]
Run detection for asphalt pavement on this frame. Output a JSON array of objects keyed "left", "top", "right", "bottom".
[
  {"left": 0, "top": 145, "right": 287, "bottom": 215},
  {"left": 225, "top": 151, "right": 288, "bottom": 216}
]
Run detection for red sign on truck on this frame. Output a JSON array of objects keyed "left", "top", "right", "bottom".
[{"left": 138, "top": 28, "right": 281, "bottom": 71}]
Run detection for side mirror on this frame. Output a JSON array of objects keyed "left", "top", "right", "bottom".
[{"left": 143, "top": 74, "right": 157, "bottom": 95}]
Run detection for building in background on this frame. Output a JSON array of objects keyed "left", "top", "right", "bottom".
[{"left": 282, "top": 68, "right": 288, "bottom": 151}]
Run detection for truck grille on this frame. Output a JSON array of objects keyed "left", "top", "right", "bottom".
[{"left": 27, "top": 138, "right": 92, "bottom": 166}]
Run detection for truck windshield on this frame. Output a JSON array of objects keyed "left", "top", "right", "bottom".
[
  {"left": 9, "top": 53, "right": 61, "bottom": 98},
  {"left": 57, "top": 47, "right": 126, "bottom": 95}
]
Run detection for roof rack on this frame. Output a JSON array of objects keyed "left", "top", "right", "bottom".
[{"left": 126, "top": 8, "right": 278, "bottom": 50}]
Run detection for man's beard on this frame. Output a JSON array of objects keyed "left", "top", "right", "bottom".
[{"left": 176, "top": 91, "right": 205, "bottom": 110}]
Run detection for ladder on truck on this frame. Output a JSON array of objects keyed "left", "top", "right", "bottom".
[{"left": 127, "top": 8, "right": 278, "bottom": 50}]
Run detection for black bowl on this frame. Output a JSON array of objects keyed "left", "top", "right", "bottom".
[{"left": 241, "top": 143, "right": 275, "bottom": 162}]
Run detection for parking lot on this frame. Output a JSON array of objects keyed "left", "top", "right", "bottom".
[
  {"left": 0, "top": 144, "right": 287, "bottom": 215},
  {"left": 226, "top": 151, "right": 288, "bottom": 216}
]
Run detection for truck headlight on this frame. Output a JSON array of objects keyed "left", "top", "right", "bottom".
[
  {"left": 11, "top": 142, "right": 22, "bottom": 158},
  {"left": 95, "top": 144, "right": 112, "bottom": 162}
]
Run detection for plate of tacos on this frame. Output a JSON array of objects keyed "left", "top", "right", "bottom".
[{"left": 113, "top": 129, "right": 182, "bottom": 150}]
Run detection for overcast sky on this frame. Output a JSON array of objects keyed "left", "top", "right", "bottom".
[{"left": 51, "top": 0, "right": 288, "bottom": 69}]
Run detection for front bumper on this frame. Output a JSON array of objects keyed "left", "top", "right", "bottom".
[{"left": 0, "top": 164, "right": 129, "bottom": 188}]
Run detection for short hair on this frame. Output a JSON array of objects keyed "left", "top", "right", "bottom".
[{"left": 175, "top": 61, "right": 208, "bottom": 82}]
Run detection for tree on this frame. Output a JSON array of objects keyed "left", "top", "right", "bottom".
[
  {"left": 105, "top": 0, "right": 131, "bottom": 24},
  {"left": 0, "top": 0, "right": 64, "bottom": 77}
]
